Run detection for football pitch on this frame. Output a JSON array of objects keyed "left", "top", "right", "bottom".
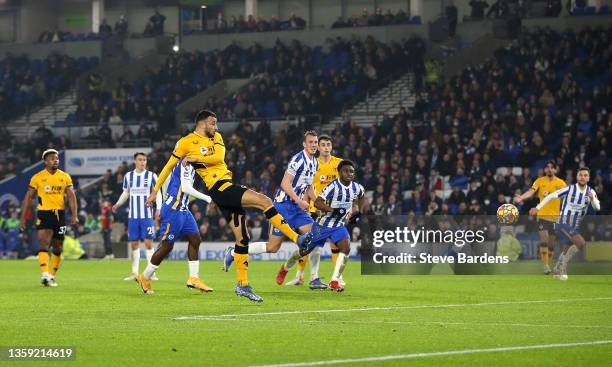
[{"left": 1, "top": 260, "right": 611, "bottom": 367}]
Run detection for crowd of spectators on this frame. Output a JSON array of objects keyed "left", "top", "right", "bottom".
[
  {"left": 331, "top": 8, "right": 420, "bottom": 28},
  {"left": 203, "top": 12, "right": 306, "bottom": 34},
  {"left": 0, "top": 53, "right": 97, "bottom": 122}
]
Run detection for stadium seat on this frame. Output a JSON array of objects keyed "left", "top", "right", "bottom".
[{"left": 599, "top": 5, "right": 610, "bottom": 14}]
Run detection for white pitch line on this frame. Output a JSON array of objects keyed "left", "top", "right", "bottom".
[
  {"left": 249, "top": 340, "right": 612, "bottom": 367},
  {"left": 173, "top": 297, "right": 612, "bottom": 321},
  {"left": 181, "top": 317, "right": 612, "bottom": 330}
]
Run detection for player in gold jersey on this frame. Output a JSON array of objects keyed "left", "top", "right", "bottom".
[
  {"left": 19, "top": 149, "right": 78, "bottom": 287},
  {"left": 285, "top": 134, "right": 344, "bottom": 288},
  {"left": 514, "top": 160, "right": 566, "bottom": 274},
  {"left": 143, "top": 110, "right": 313, "bottom": 302}
]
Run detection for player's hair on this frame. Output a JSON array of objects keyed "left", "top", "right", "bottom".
[
  {"left": 195, "top": 109, "right": 217, "bottom": 125},
  {"left": 133, "top": 152, "right": 147, "bottom": 159},
  {"left": 338, "top": 159, "right": 355, "bottom": 171},
  {"left": 42, "top": 149, "right": 59, "bottom": 160},
  {"left": 545, "top": 160, "right": 556, "bottom": 169},
  {"left": 318, "top": 134, "right": 332, "bottom": 144},
  {"left": 303, "top": 130, "right": 318, "bottom": 141},
  {"left": 577, "top": 167, "right": 590, "bottom": 174}
]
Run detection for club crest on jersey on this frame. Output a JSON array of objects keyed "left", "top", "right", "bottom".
[
  {"left": 200, "top": 147, "right": 208, "bottom": 155},
  {"left": 44, "top": 185, "right": 51, "bottom": 193},
  {"left": 320, "top": 175, "right": 327, "bottom": 181}
]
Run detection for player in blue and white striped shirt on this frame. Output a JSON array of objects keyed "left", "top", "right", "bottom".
[
  {"left": 136, "top": 158, "right": 213, "bottom": 294},
  {"left": 112, "top": 152, "right": 162, "bottom": 280},
  {"left": 531, "top": 167, "right": 600, "bottom": 280},
  {"left": 282, "top": 160, "right": 364, "bottom": 291}
]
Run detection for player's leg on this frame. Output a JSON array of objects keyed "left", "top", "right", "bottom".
[
  {"left": 183, "top": 213, "right": 212, "bottom": 292},
  {"left": 48, "top": 232, "right": 64, "bottom": 287},
  {"left": 329, "top": 238, "right": 350, "bottom": 291},
  {"left": 227, "top": 212, "right": 263, "bottom": 302},
  {"left": 538, "top": 221, "right": 551, "bottom": 274},
  {"left": 557, "top": 233, "right": 586, "bottom": 281},
  {"left": 241, "top": 189, "right": 313, "bottom": 246},
  {"left": 143, "top": 218, "right": 158, "bottom": 280},
  {"left": 329, "top": 243, "right": 345, "bottom": 286},
  {"left": 127, "top": 240, "right": 140, "bottom": 279},
  {"left": 276, "top": 222, "right": 315, "bottom": 285},
  {"left": 37, "top": 229, "right": 53, "bottom": 286}
]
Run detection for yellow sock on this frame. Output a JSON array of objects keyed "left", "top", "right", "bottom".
[
  {"left": 50, "top": 254, "right": 62, "bottom": 276},
  {"left": 264, "top": 205, "right": 298, "bottom": 242},
  {"left": 548, "top": 248, "right": 554, "bottom": 265},
  {"left": 331, "top": 251, "right": 339, "bottom": 268},
  {"left": 38, "top": 251, "right": 49, "bottom": 274},
  {"left": 234, "top": 250, "right": 249, "bottom": 286},
  {"left": 297, "top": 255, "right": 308, "bottom": 273},
  {"left": 540, "top": 244, "right": 549, "bottom": 266}
]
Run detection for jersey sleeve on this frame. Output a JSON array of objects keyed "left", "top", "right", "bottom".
[
  {"left": 530, "top": 178, "right": 540, "bottom": 192},
  {"left": 29, "top": 175, "right": 38, "bottom": 190},
  {"left": 122, "top": 174, "right": 129, "bottom": 191},
  {"left": 152, "top": 173, "right": 158, "bottom": 190},
  {"left": 173, "top": 137, "right": 188, "bottom": 159},
  {"left": 286, "top": 156, "right": 302, "bottom": 176},
  {"left": 357, "top": 183, "right": 365, "bottom": 198},
  {"left": 65, "top": 173, "right": 73, "bottom": 188},
  {"left": 319, "top": 182, "right": 335, "bottom": 201}
]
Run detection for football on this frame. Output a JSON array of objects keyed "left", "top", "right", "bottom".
[{"left": 497, "top": 203, "right": 519, "bottom": 225}]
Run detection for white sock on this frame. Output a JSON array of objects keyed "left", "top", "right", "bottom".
[
  {"left": 143, "top": 262, "right": 159, "bottom": 279},
  {"left": 296, "top": 270, "right": 304, "bottom": 279},
  {"left": 309, "top": 247, "right": 321, "bottom": 280},
  {"left": 188, "top": 260, "right": 199, "bottom": 277},
  {"left": 42, "top": 271, "right": 50, "bottom": 278},
  {"left": 145, "top": 248, "right": 154, "bottom": 263},
  {"left": 131, "top": 249, "right": 140, "bottom": 274},
  {"left": 332, "top": 253, "right": 348, "bottom": 280},
  {"left": 248, "top": 242, "right": 268, "bottom": 254},
  {"left": 562, "top": 245, "right": 579, "bottom": 265}
]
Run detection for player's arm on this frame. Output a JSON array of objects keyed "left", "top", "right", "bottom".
[
  {"left": 281, "top": 171, "right": 309, "bottom": 210},
  {"left": 112, "top": 176, "right": 130, "bottom": 213},
  {"left": 306, "top": 185, "right": 317, "bottom": 202},
  {"left": 514, "top": 188, "right": 536, "bottom": 204},
  {"left": 314, "top": 196, "right": 334, "bottom": 213},
  {"left": 530, "top": 187, "right": 569, "bottom": 216},
  {"left": 589, "top": 190, "right": 600, "bottom": 211},
  {"left": 66, "top": 186, "right": 79, "bottom": 225},
  {"left": 180, "top": 164, "right": 212, "bottom": 203},
  {"left": 148, "top": 139, "right": 186, "bottom": 206},
  {"left": 19, "top": 187, "right": 36, "bottom": 231}
]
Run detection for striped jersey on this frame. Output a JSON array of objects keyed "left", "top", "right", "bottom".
[
  {"left": 542, "top": 184, "right": 596, "bottom": 230},
  {"left": 317, "top": 179, "right": 364, "bottom": 228},
  {"left": 123, "top": 170, "right": 158, "bottom": 219},
  {"left": 274, "top": 150, "right": 318, "bottom": 203},
  {"left": 163, "top": 159, "right": 195, "bottom": 212}
]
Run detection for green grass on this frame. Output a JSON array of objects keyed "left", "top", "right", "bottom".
[{"left": 0, "top": 259, "right": 611, "bottom": 367}]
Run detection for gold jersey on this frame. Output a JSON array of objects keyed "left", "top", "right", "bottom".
[
  {"left": 531, "top": 176, "right": 566, "bottom": 222},
  {"left": 29, "top": 169, "right": 73, "bottom": 211},
  {"left": 309, "top": 155, "right": 342, "bottom": 213}
]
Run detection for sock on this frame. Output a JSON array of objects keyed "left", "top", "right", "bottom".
[
  {"left": 38, "top": 250, "right": 49, "bottom": 275},
  {"left": 188, "top": 260, "right": 199, "bottom": 278},
  {"left": 297, "top": 254, "right": 308, "bottom": 274},
  {"left": 309, "top": 247, "right": 321, "bottom": 280},
  {"left": 540, "top": 244, "right": 549, "bottom": 267},
  {"left": 264, "top": 205, "right": 298, "bottom": 242},
  {"left": 285, "top": 250, "right": 302, "bottom": 270},
  {"left": 331, "top": 250, "right": 340, "bottom": 268},
  {"left": 143, "top": 262, "right": 159, "bottom": 279},
  {"left": 131, "top": 249, "right": 140, "bottom": 274},
  {"left": 332, "top": 253, "right": 348, "bottom": 280},
  {"left": 548, "top": 247, "right": 554, "bottom": 265},
  {"left": 49, "top": 254, "right": 62, "bottom": 276},
  {"left": 248, "top": 242, "right": 267, "bottom": 255},
  {"left": 234, "top": 246, "right": 249, "bottom": 286},
  {"left": 145, "top": 248, "right": 154, "bottom": 263},
  {"left": 562, "top": 245, "right": 579, "bottom": 265}
]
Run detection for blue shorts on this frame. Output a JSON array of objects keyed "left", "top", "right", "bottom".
[
  {"left": 310, "top": 225, "right": 350, "bottom": 248},
  {"left": 555, "top": 222, "right": 578, "bottom": 245},
  {"left": 270, "top": 201, "right": 314, "bottom": 237},
  {"left": 158, "top": 207, "right": 199, "bottom": 244},
  {"left": 128, "top": 218, "right": 155, "bottom": 241}
]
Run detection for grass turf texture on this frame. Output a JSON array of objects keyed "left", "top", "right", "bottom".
[{"left": 0, "top": 260, "right": 611, "bottom": 367}]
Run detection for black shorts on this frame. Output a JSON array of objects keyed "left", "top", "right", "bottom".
[
  {"left": 209, "top": 180, "right": 247, "bottom": 221},
  {"left": 537, "top": 219, "right": 556, "bottom": 234},
  {"left": 37, "top": 210, "right": 66, "bottom": 240}
]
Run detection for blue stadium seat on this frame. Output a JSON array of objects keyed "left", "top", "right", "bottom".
[
  {"left": 599, "top": 5, "right": 610, "bottom": 14},
  {"left": 585, "top": 6, "right": 596, "bottom": 15}
]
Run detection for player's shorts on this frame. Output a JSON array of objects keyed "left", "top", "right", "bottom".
[
  {"left": 554, "top": 222, "right": 578, "bottom": 245},
  {"left": 127, "top": 218, "right": 155, "bottom": 241},
  {"left": 36, "top": 209, "right": 66, "bottom": 240},
  {"left": 270, "top": 200, "right": 314, "bottom": 237},
  {"left": 209, "top": 179, "right": 247, "bottom": 221},
  {"left": 158, "top": 206, "right": 199, "bottom": 244},
  {"left": 310, "top": 225, "right": 350, "bottom": 248},
  {"left": 537, "top": 218, "right": 556, "bottom": 234}
]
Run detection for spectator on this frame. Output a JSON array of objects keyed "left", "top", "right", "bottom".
[
  {"left": 99, "top": 19, "right": 112, "bottom": 37},
  {"left": 446, "top": 1, "right": 458, "bottom": 37},
  {"left": 469, "top": 0, "right": 489, "bottom": 20},
  {"left": 150, "top": 10, "right": 166, "bottom": 35},
  {"left": 100, "top": 200, "right": 113, "bottom": 259},
  {"left": 115, "top": 15, "right": 128, "bottom": 36}
]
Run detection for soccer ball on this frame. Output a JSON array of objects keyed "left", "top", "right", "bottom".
[{"left": 497, "top": 204, "right": 519, "bottom": 225}]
